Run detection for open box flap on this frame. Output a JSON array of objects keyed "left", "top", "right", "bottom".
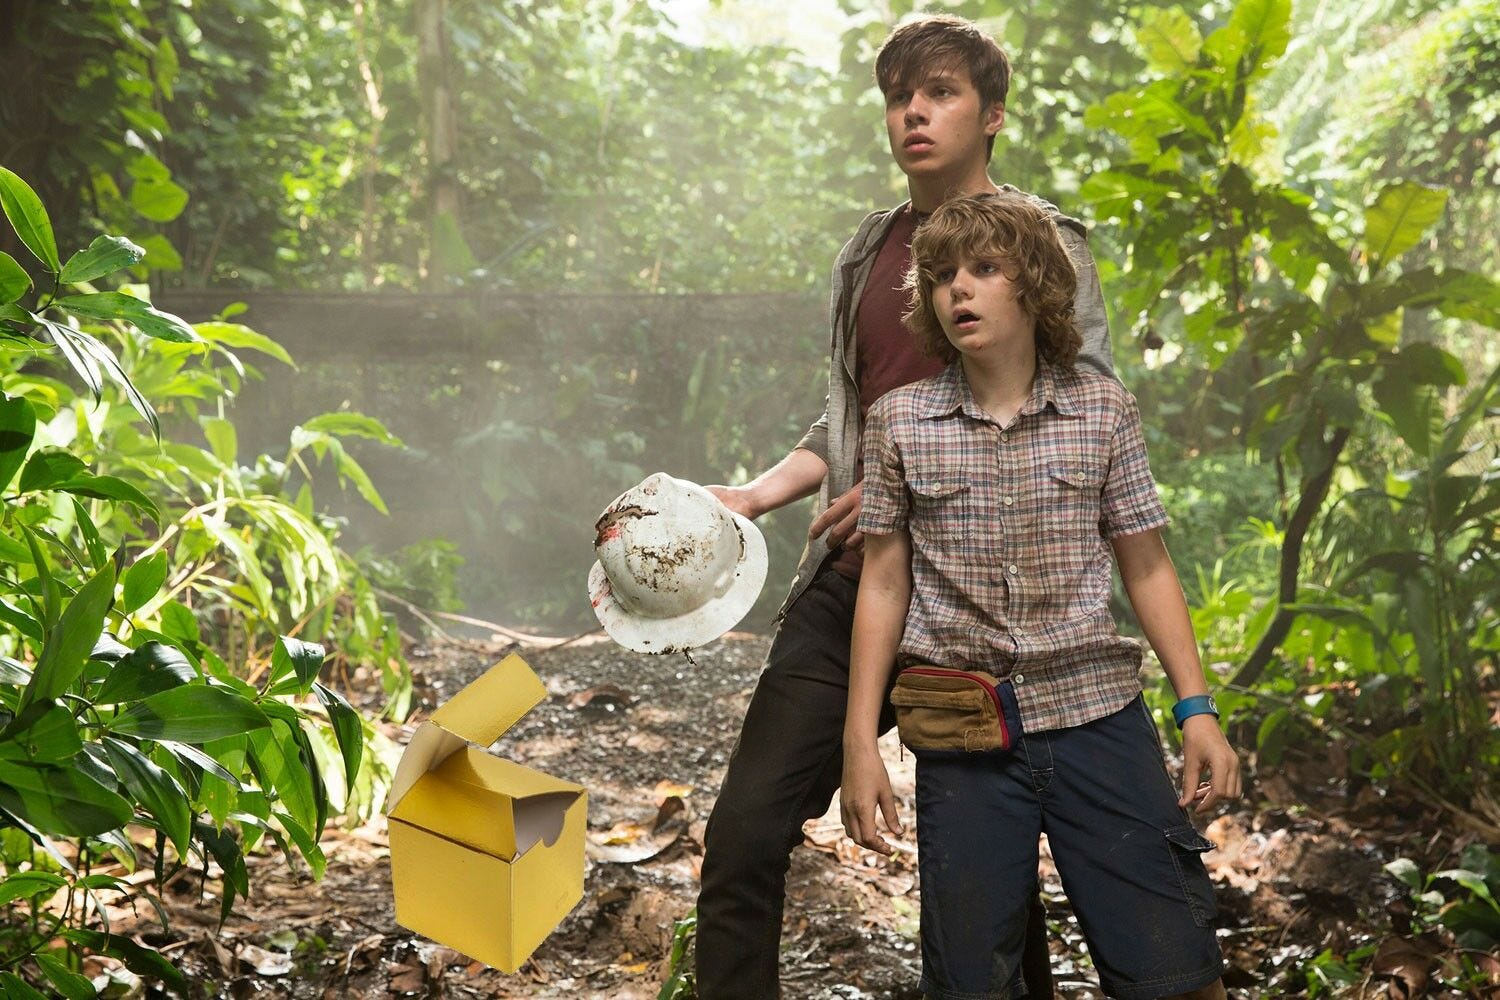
[
  {"left": 430, "top": 653, "right": 549, "bottom": 747},
  {"left": 387, "top": 721, "right": 466, "bottom": 812}
]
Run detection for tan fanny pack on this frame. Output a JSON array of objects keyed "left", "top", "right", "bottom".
[{"left": 889, "top": 666, "right": 1016, "bottom": 753}]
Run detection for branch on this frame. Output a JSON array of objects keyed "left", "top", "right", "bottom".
[{"left": 1231, "top": 425, "right": 1352, "bottom": 688}]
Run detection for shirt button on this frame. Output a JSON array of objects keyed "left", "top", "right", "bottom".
[
  {"left": 1003, "top": 496, "right": 1014, "bottom": 506},
  {"left": 1072, "top": 472, "right": 1085, "bottom": 484},
  {"left": 1013, "top": 673, "right": 1025, "bottom": 685},
  {"left": 999, "top": 433, "right": 1009, "bottom": 443},
  {"left": 1007, "top": 564, "right": 1019, "bottom": 575}
]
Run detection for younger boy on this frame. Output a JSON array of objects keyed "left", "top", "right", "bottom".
[{"left": 842, "top": 193, "right": 1241, "bottom": 999}]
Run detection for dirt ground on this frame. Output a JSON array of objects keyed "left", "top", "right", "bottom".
[{"left": 100, "top": 633, "right": 1498, "bottom": 999}]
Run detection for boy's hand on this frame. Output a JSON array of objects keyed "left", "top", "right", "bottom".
[
  {"left": 840, "top": 741, "right": 903, "bottom": 854},
  {"left": 811, "top": 481, "right": 864, "bottom": 552},
  {"left": 1178, "top": 715, "right": 1241, "bottom": 814},
  {"left": 705, "top": 484, "right": 760, "bottom": 520}
]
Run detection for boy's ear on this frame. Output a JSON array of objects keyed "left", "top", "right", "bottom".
[{"left": 985, "top": 103, "right": 1006, "bottom": 138}]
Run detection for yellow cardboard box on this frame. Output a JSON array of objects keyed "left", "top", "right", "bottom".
[{"left": 387, "top": 653, "right": 586, "bottom": 972}]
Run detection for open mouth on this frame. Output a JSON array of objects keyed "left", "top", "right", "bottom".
[{"left": 952, "top": 309, "right": 980, "bottom": 329}]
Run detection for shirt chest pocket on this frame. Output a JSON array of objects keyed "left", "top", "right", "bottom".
[
  {"left": 907, "top": 478, "right": 971, "bottom": 543},
  {"left": 1044, "top": 463, "right": 1103, "bottom": 538}
]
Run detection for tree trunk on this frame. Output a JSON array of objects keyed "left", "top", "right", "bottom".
[{"left": 415, "top": 0, "right": 460, "bottom": 290}]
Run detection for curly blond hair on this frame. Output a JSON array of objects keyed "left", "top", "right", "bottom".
[{"left": 903, "top": 193, "right": 1082, "bottom": 368}]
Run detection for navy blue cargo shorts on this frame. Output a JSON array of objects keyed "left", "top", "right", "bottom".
[{"left": 913, "top": 690, "right": 1224, "bottom": 1000}]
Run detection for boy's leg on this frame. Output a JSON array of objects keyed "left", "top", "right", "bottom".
[
  {"left": 696, "top": 569, "right": 871, "bottom": 999},
  {"left": 1036, "top": 696, "right": 1225, "bottom": 1000},
  {"left": 696, "top": 569, "right": 1057, "bottom": 1000},
  {"left": 912, "top": 737, "right": 1045, "bottom": 1000}
]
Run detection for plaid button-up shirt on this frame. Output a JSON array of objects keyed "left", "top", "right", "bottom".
[{"left": 858, "top": 359, "right": 1170, "bottom": 733}]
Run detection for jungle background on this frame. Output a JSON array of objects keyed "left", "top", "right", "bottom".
[{"left": 0, "top": 0, "right": 1497, "bottom": 996}]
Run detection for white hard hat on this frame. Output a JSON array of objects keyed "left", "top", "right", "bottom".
[{"left": 588, "top": 473, "right": 768, "bottom": 654}]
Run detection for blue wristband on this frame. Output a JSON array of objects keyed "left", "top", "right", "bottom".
[{"left": 1172, "top": 695, "right": 1219, "bottom": 730}]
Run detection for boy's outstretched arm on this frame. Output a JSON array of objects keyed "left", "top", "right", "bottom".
[
  {"left": 706, "top": 447, "right": 827, "bottom": 520},
  {"left": 841, "top": 528, "right": 912, "bottom": 854},
  {"left": 1111, "top": 528, "right": 1243, "bottom": 815}
]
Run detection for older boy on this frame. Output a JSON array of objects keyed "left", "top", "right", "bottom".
[
  {"left": 842, "top": 193, "right": 1240, "bottom": 999},
  {"left": 698, "top": 15, "right": 1114, "bottom": 999}
]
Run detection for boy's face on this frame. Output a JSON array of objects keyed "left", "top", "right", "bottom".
[
  {"left": 930, "top": 250, "right": 1035, "bottom": 358},
  {"left": 883, "top": 65, "right": 1005, "bottom": 180}
]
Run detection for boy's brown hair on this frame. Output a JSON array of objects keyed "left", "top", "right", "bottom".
[
  {"left": 903, "top": 193, "right": 1082, "bottom": 368},
  {"left": 875, "top": 16, "right": 1012, "bottom": 160}
]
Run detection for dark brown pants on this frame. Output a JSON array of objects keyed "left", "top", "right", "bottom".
[{"left": 696, "top": 567, "right": 1054, "bottom": 999}]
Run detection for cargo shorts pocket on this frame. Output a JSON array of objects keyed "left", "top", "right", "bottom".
[{"left": 1164, "top": 825, "right": 1219, "bottom": 927}]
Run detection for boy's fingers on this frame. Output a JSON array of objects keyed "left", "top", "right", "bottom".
[
  {"left": 844, "top": 529, "right": 866, "bottom": 552},
  {"left": 1179, "top": 757, "right": 1202, "bottom": 808},
  {"left": 830, "top": 509, "right": 861, "bottom": 547},
  {"left": 879, "top": 790, "right": 903, "bottom": 839},
  {"left": 810, "top": 494, "right": 851, "bottom": 538}
]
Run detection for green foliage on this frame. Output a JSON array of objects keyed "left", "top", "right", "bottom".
[
  {"left": 1087, "top": 0, "right": 1500, "bottom": 805},
  {"left": 0, "top": 169, "right": 404, "bottom": 992},
  {"left": 657, "top": 907, "right": 698, "bottom": 1000}
]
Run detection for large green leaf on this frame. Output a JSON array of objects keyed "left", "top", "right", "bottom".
[
  {"left": 192, "top": 823, "right": 248, "bottom": 925},
  {"left": 109, "top": 685, "right": 270, "bottom": 742},
  {"left": 0, "top": 167, "right": 60, "bottom": 273},
  {"left": 121, "top": 551, "right": 169, "bottom": 614},
  {"left": 0, "top": 392, "right": 36, "bottom": 491},
  {"left": 202, "top": 417, "right": 237, "bottom": 465},
  {"left": 274, "top": 636, "right": 325, "bottom": 692},
  {"left": 95, "top": 641, "right": 197, "bottom": 704},
  {"left": 0, "top": 971, "right": 51, "bottom": 1000},
  {"left": 129, "top": 176, "right": 189, "bottom": 223},
  {"left": 34, "top": 952, "right": 96, "bottom": 1000},
  {"left": 51, "top": 474, "right": 159, "bottom": 519},
  {"left": 1228, "top": 0, "right": 1291, "bottom": 69},
  {"left": 22, "top": 562, "right": 116, "bottom": 708},
  {"left": 60, "top": 235, "right": 146, "bottom": 285},
  {"left": 300, "top": 411, "right": 403, "bottom": 446},
  {"left": 194, "top": 321, "right": 295, "bottom": 366},
  {"left": 54, "top": 292, "right": 201, "bottom": 343},
  {"left": 33, "top": 315, "right": 160, "bottom": 435},
  {"left": 60, "top": 930, "right": 187, "bottom": 993},
  {"left": 0, "top": 701, "right": 83, "bottom": 762},
  {"left": 18, "top": 448, "right": 87, "bottom": 492},
  {"left": 0, "top": 251, "right": 31, "bottom": 305},
  {"left": 248, "top": 719, "right": 319, "bottom": 838},
  {"left": 136, "top": 233, "right": 183, "bottom": 272},
  {"left": 35, "top": 316, "right": 103, "bottom": 401},
  {"left": 1364, "top": 182, "right": 1449, "bottom": 271},
  {"left": 0, "top": 759, "right": 133, "bottom": 836},
  {"left": 272, "top": 809, "right": 326, "bottom": 879},
  {"left": 314, "top": 681, "right": 363, "bottom": 789},
  {"left": 103, "top": 737, "right": 191, "bottom": 857},
  {"left": 1134, "top": 7, "right": 1202, "bottom": 73},
  {"left": 0, "top": 870, "right": 67, "bottom": 906}
]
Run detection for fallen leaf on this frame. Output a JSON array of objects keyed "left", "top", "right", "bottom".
[
  {"left": 587, "top": 797, "right": 690, "bottom": 864},
  {"left": 567, "top": 684, "right": 635, "bottom": 710},
  {"left": 653, "top": 779, "right": 693, "bottom": 803},
  {"left": 387, "top": 961, "right": 426, "bottom": 994},
  {"left": 237, "top": 942, "right": 293, "bottom": 976},
  {"left": 1371, "top": 933, "right": 1441, "bottom": 998}
]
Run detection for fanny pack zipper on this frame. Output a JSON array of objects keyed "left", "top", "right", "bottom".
[{"left": 900, "top": 667, "right": 1009, "bottom": 748}]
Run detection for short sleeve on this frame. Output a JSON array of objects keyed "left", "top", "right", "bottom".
[
  {"left": 1099, "top": 391, "right": 1170, "bottom": 538},
  {"left": 857, "top": 401, "right": 907, "bottom": 536}
]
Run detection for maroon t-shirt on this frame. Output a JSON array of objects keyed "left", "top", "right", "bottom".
[{"left": 831, "top": 206, "right": 945, "bottom": 579}]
